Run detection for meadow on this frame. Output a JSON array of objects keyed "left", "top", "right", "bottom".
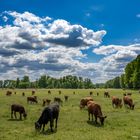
[{"left": 0, "top": 88, "right": 140, "bottom": 140}]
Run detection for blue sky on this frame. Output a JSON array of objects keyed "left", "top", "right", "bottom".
[{"left": 0, "top": 0, "right": 140, "bottom": 83}]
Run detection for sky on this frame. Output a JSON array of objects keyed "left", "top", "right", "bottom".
[{"left": 0, "top": 0, "right": 140, "bottom": 83}]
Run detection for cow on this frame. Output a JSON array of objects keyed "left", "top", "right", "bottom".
[
  {"left": 104, "top": 92, "right": 110, "bottom": 98},
  {"left": 32, "top": 90, "right": 35, "bottom": 95},
  {"left": 42, "top": 99, "right": 51, "bottom": 106},
  {"left": 127, "top": 93, "right": 132, "bottom": 96},
  {"left": 59, "top": 91, "right": 61, "bottom": 95},
  {"left": 87, "top": 101, "right": 107, "bottom": 125},
  {"left": 123, "top": 96, "right": 135, "bottom": 110},
  {"left": 6, "top": 91, "right": 12, "bottom": 96},
  {"left": 11, "top": 104, "right": 27, "bottom": 120},
  {"left": 22, "top": 92, "right": 25, "bottom": 96},
  {"left": 35, "top": 102, "right": 60, "bottom": 132},
  {"left": 112, "top": 96, "right": 122, "bottom": 108},
  {"left": 54, "top": 97, "right": 63, "bottom": 105},
  {"left": 89, "top": 92, "right": 93, "bottom": 96},
  {"left": 80, "top": 97, "right": 93, "bottom": 109},
  {"left": 64, "top": 96, "right": 69, "bottom": 102},
  {"left": 48, "top": 90, "right": 51, "bottom": 94},
  {"left": 27, "top": 96, "right": 38, "bottom": 104}
]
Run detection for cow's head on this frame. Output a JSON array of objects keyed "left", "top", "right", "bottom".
[
  {"left": 99, "top": 116, "right": 107, "bottom": 125},
  {"left": 23, "top": 112, "right": 27, "bottom": 119},
  {"left": 132, "top": 104, "right": 135, "bottom": 110},
  {"left": 35, "top": 122, "right": 41, "bottom": 130}
]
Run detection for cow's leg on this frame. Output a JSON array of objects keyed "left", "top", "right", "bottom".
[
  {"left": 95, "top": 115, "right": 97, "bottom": 124},
  {"left": 42, "top": 124, "right": 45, "bottom": 131},
  {"left": 55, "top": 117, "right": 58, "bottom": 129},
  {"left": 11, "top": 110, "right": 13, "bottom": 118},
  {"left": 14, "top": 111, "right": 17, "bottom": 119},
  {"left": 50, "top": 120, "right": 54, "bottom": 132},
  {"left": 92, "top": 114, "right": 93, "bottom": 121},
  {"left": 88, "top": 112, "right": 90, "bottom": 120},
  {"left": 19, "top": 113, "right": 22, "bottom": 120}
]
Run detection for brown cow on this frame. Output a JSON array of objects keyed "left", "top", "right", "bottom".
[
  {"left": 112, "top": 96, "right": 122, "bottom": 108},
  {"left": 6, "top": 91, "right": 12, "bottom": 96},
  {"left": 64, "top": 96, "right": 69, "bottom": 102},
  {"left": 48, "top": 90, "right": 51, "bottom": 94},
  {"left": 80, "top": 97, "right": 93, "bottom": 109},
  {"left": 54, "top": 97, "right": 63, "bottom": 105},
  {"left": 32, "top": 90, "right": 35, "bottom": 95},
  {"left": 87, "top": 101, "right": 107, "bottom": 125},
  {"left": 27, "top": 96, "right": 38, "bottom": 104},
  {"left": 22, "top": 92, "right": 25, "bottom": 96},
  {"left": 123, "top": 96, "right": 135, "bottom": 110},
  {"left": 104, "top": 92, "right": 110, "bottom": 98},
  {"left": 89, "top": 92, "right": 93, "bottom": 96},
  {"left": 11, "top": 104, "right": 27, "bottom": 120},
  {"left": 42, "top": 99, "right": 51, "bottom": 106}
]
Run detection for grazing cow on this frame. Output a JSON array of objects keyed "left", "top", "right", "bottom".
[
  {"left": 35, "top": 102, "right": 60, "bottom": 132},
  {"left": 97, "top": 92, "right": 99, "bottom": 96},
  {"left": 42, "top": 99, "right": 51, "bottom": 106},
  {"left": 89, "top": 92, "right": 93, "bottom": 96},
  {"left": 54, "top": 97, "right": 63, "bottom": 105},
  {"left": 6, "top": 91, "right": 12, "bottom": 96},
  {"left": 59, "top": 91, "right": 61, "bottom": 95},
  {"left": 22, "top": 92, "right": 25, "bottom": 96},
  {"left": 127, "top": 93, "right": 132, "bottom": 96},
  {"left": 27, "top": 96, "right": 38, "bottom": 104},
  {"left": 87, "top": 101, "right": 107, "bottom": 125},
  {"left": 11, "top": 104, "right": 27, "bottom": 120},
  {"left": 32, "top": 90, "right": 35, "bottom": 95},
  {"left": 104, "top": 92, "right": 110, "bottom": 98},
  {"left": 48, "top": 90, "right": 51, "bottom": 94},
  {"left": 123, "top": 96, "right": 135, "bottom": 110},
  {"left": 80, "top": 97, "right": 93, "bottom": 109},
  {"left": 112, "top": 96, "right": 122, "bottom": 108},
  {"left": 64, "top": 96, "right": 69, "bottom": 102}
]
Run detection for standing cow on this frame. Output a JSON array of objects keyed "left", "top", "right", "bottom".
[
  {"left": 123, "top": 96, "right": 135, "bottom": 110},
  {"left": 11, "top": 104, "right": 27, "bottom": 120}
]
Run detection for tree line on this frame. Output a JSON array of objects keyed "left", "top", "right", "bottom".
[
  {"left": 0, "top": 75, "right": 94, "bottom": 89},
  {"left": 104, "top": 55, "right": 140, "bottom": 89}
]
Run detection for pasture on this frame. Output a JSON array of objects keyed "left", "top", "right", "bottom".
[{"left": 0, "top": 89, "right": 140, "bottom": 140}]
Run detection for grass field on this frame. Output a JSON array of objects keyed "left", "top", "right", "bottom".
[{"left": 0, "top": 89, "right": 140, "bottom": 140}]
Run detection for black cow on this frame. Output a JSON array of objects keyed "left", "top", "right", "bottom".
[{"left": 35, "top": 103, "right": 60, "bottom": 132}]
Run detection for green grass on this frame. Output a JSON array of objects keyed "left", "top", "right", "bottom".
[{"left": 0, "top": 88, "right": 140, "bottom": 140}]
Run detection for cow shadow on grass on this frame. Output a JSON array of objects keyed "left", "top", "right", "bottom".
[
  {"left": 87, "top": 120, "right": 102, "bottom": 127},
  {"left": 41, "top": 129, "right": 57, "bottom": 135}
]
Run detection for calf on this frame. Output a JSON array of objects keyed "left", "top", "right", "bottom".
[
  {"left": 112, "top": 96, "right": 122, "bottom": 108},
  {"left": 123, "top": 96, "right": 135, "bottom": 110},
  {"left": 87, "top": 102, "right": 107, "bottom": 125},
  {"left": 27, "top": 96, "right": 38, "bottom": 104},
  {"left": 64, "top": 96, "right": 69, "bottom": 102},
  {"left": 80, "top": 97, "right": 93, "bottom": 109},
  {"left": 11, "top": 104, "right": 27, "bottom": 120},
  {"left": 104, "top": 92, "right": 110, "bottom": 98},
  {"left": 35, "top": 103, "right": 60, "bottom": 132}
]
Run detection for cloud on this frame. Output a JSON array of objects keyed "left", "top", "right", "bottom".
[{"left": 0, "top": 11, "right": 138, "bottom": 83}]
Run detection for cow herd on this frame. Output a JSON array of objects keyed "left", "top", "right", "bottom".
[{"left": 5, "top": 90, "right": 135, "bottom": 133}]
